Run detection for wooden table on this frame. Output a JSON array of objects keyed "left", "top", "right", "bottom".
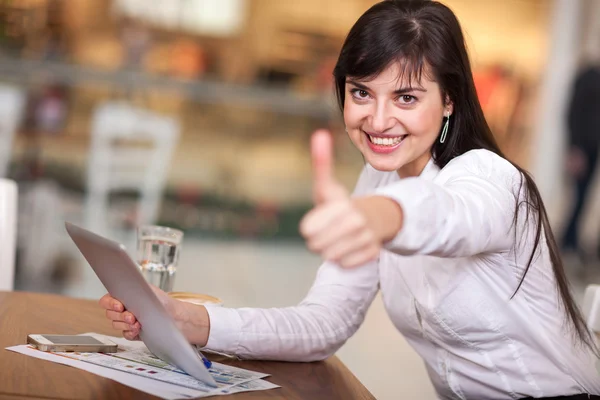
[{"left": 0, "top": 291, "right": 375, "bottom": 400}]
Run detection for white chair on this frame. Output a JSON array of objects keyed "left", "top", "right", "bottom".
[
  {"left": 84, "top": 102, "right": 179, "bottom": 240},
  {"left": 0, "top": 85, "right": 26, "bottom": 178},
  {"left": 0, "top": 179, "right": 17, "bottom": 291},
  {"left": 17, "top": 180, "right": 65, "bottom": 283}
]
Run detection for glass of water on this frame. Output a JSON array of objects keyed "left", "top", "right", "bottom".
[{"left": 136, "top": 225, "right": 183, "bottom": 292}]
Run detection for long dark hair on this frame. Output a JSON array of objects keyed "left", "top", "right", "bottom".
[{"left": 334, "top": 0, "right": 596, "bottom": 352}]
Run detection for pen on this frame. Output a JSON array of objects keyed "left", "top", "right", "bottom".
[
  {"left": 194, "top": 344, "right": 212, "bottom": 369},
  {"left": 199, "top": 351, "right": 212, "bottom": 369}
]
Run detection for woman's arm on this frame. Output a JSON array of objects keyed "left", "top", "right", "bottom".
[
  {"left": 100, "top": 259, "right": 379, "bottom": 362},
  {"left": 101, "top": 259, "right": 379, "bottom": 361},
  {"left": 350, "top": 196, "right": 404, "bottom": 244},
  {"left": 373, "top": 150, "right": 518, "bottom": 257},
  {"left": 102, "top": 160, "right": 381, "bottom": 361},
  {"left": 201, "top": 259, "right": 379, "bottom": 361},
  {"left": 301, "top": 132, "right": 519, "bottom": 265}
]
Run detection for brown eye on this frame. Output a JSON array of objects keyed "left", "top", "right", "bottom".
[
  {"left": 399, "top": 95, "right": 417, "bottom": 104},
  {"left": 350, "top": 88, "right": 370, "bottom": 100}
]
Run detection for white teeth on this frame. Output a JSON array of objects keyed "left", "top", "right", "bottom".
[{"left": 368, "top": 135, "right": 405, "bottom": 146}]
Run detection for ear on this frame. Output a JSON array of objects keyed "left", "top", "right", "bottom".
[{"left": 444, "top": 95, "right": 454, "bottom": 116}]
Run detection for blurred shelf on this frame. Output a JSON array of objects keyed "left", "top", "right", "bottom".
[{"left": 0, "top": 55, "right": 336, "bottom": 119}]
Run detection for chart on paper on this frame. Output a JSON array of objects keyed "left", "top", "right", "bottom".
[{"left": 56, "top": 348, "right": 269, "bottom": 392}]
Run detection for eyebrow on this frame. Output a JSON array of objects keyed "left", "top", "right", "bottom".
[{"left": 346, "top": 79, "right": 427, "bottom": 94}]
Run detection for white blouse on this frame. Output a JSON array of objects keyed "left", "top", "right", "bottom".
[{"left": 203, "top": 149, "right": 600, "bottom": 399}]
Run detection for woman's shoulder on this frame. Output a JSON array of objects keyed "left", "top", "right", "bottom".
[
  {"left": 438, "top": 149, "right": 522, "bottom": 188},
  {"left": 354, "top": 149, "right": 524, "bottom": 194}
]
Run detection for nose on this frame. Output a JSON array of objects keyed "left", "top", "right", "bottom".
[{"left": 368, "top": 101, "right": 394, "bottom": 133}]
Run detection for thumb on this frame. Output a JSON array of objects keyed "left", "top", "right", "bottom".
[{"left": 311, "top": 129, "right": 345, "bottom": 203}]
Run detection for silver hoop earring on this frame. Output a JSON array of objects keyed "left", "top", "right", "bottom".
[{"left": 440, "top": 113, "right": 451, "bottom": 143}]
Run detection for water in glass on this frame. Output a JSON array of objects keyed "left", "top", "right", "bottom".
[{"left": 137, "top": 236, "right": 180, "bottom": 292}]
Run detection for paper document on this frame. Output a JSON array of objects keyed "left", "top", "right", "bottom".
[{"left": 6, "top": 333, "right": 279, "bottom": 399}]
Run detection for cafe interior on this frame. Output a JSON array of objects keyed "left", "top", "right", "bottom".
[{"left": 0, "top": 0, "right": 599, "bottom": 398}]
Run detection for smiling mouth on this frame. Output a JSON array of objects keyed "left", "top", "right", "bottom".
[{"left": 366, "top": 133, "right": 408, "bottom": 146}]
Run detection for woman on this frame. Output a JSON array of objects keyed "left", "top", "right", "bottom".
[{"left": 101, "top": 1, "right": 600, "bottom": 398}]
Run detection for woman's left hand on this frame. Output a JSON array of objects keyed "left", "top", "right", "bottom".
[{"left": 300, "top": 130, "right": 382, "bottom": 268}]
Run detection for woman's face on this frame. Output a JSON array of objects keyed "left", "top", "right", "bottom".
[{"left": 343, "top": 62, "right": 452, "bottom": 177}]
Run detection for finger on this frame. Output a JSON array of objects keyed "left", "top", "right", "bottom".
[
  {"left": 308, "top": 211, "right": 367, "bottom": 253},
  {"left": 123, "top": 331, "right": 140, "bottom": 341},
  {"left": 311, "top": 129, "right": 334, "bottom": 203},
  {"left": 99, "top": 294, "right": 124, "bottom": 312},
  {"left": 300, "top": 201, "right": 348, "bottom": 239},
  {"left": 322, "top": 229, "right": 375, "bottom": 262},
  {"left": 112, "top": 320, "right": 141, "bottom": 332},
  {"left": 99, "top": 294, "right": 114, "bottom": 309},
  {"left": 105, "top": 310, "right": 137, "bottom": 324},
  {"left": 122, "top": 311, "right": 137, "bottom": 324},
  {"left": 105, "top": 309, "right": 125, "bottom": 322},
  {"left": 338, "top": 244, "right": 380, "bottom": 269}
]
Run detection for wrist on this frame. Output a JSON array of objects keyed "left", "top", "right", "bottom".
[
  {"left": 176, "top": 301, "right": 211, "bottom": 346},
  {"left": 353, "top": 196, "right": 403, "bottom": 243}
]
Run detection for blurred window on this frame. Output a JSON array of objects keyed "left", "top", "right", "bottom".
[{"left": 113, "top": 0, "right": 246, "bottom": 37}]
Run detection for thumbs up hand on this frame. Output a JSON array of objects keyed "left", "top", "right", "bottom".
[
  {"left": 300, "top": 130, "right": 382, "bottom": 269},
  {"left": 310, "top": 129, "right": 348, "bottom": 204}
]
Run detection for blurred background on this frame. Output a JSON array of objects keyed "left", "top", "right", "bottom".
[{"left": 1, "top": 0, "right": 599, "bottom": 398}]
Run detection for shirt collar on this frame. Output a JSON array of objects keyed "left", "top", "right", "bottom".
[{"left": 419, "top": 157, "right": 440, "bottom": 181}]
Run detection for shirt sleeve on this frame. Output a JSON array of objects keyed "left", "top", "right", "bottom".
[
  {"left": 375, "top": 150, "right": 521, "bottom": 258},
  {"left": 202, "top": 166, "right": 381, "bottom": 361},
  {"left": 204, "top": 260, "right": 379, "bottom": 361}
]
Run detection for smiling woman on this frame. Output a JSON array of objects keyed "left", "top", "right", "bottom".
[
  {"left": 342, "top": 63, "right": 450, "bottom": 176},
  {"left": 99, "top": 1, "right": 600, "bottom": 399}
]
